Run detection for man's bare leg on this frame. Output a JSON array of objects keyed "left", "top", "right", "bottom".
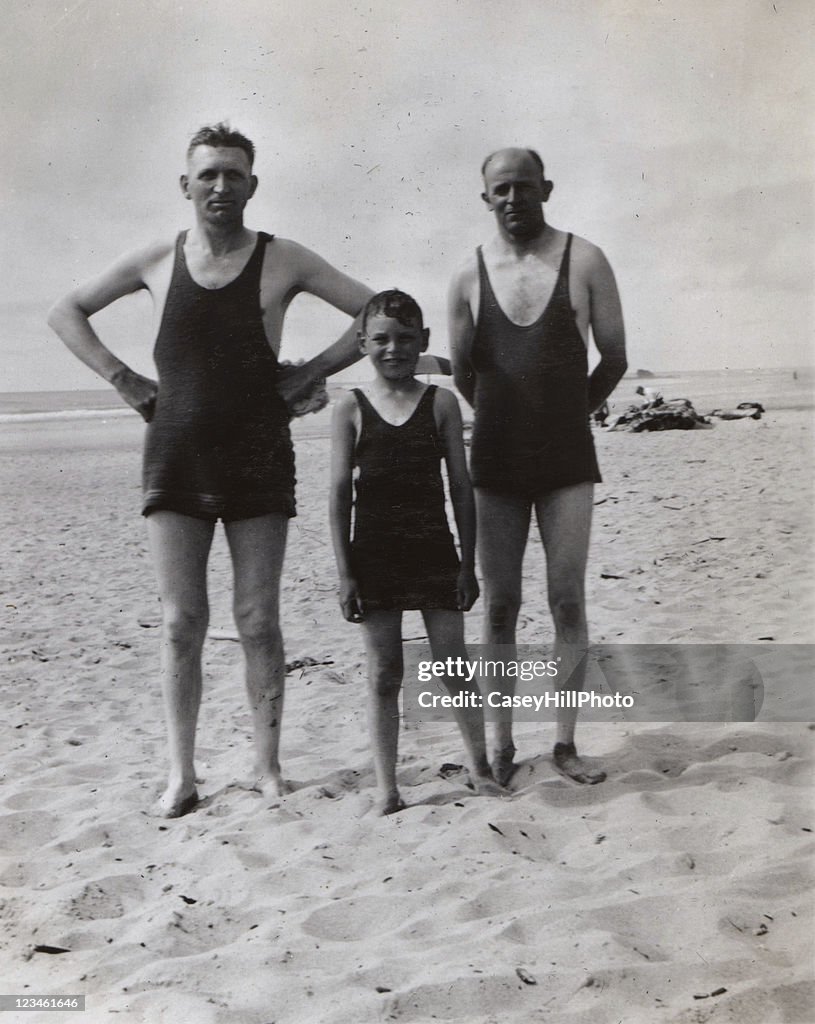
[
  {"left": 146, "top": 511, "right": 215, "bottom": 817},
  {"left": 224, "top": 513, "right": 290, "bottom": 799},
  {"left": 359, "top": 610, "right": 405, "bottom": 815},
  {"left": 536, "top": 483, "right": 605, "bottom": 784},
  {"left": 422, "top": 608, "right": 502, "bottom": 794},
  {"left": 475, "top": 489, "right": 532, "bottom": 785}
]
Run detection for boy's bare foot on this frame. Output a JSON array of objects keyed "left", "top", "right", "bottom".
[
  {"left": 153, "top": 785, "right": 199, "bottom": 819},
  {"left": 377, "top": 792, "right": 406, "bottom": 816},
  {"left": 552, "top": 742, "right": 606, "bottom": 784},
  {"left": 491, "top": 743, "right": 519, "bottom": 787}
]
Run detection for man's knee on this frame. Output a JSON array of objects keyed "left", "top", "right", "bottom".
[
  {"left": 233, "top": 600, "right": 282, "bottom": 648},
  {"left": 162, "top": 602, "right": 209, "bottom": 652},
  {"left": 549, "top": 594, "right": 586, "bottom": 635}
]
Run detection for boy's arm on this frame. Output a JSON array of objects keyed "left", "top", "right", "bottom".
[
  {"left": 586, "top": 247, "right": 627, "bottom": 411},
  {"left": 434, "top": 388, "right": 479, "bottom": 611},
  {"left": 329, "top": 392, "right": 364, "bottom": 622},
  {"left": 276, "top": 241, "right": 374, "bottom": 406},
  {"left": 448, "top": 260, "right": 478, "bottom": 407},
  {"left": 47, "top": 244, "right": 166, "bottom": 421}
]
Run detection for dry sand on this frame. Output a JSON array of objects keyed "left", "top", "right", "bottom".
[{"left": 1, "top": 383, "right": 813, "bottom": 1023}]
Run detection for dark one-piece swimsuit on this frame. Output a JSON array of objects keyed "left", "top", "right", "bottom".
[
  {"left": 142, "top": 231, "right": 295, "bottom": 522},
  {"left": 469, "top": 232, "right": 601, "bottom": 496},
  {"left": 350, "top": 386, "right": 460, "bottom": 611}
]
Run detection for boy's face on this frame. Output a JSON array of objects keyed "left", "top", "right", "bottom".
[{"left": 359, "top": 315, "right": 429, "bottom": 381}]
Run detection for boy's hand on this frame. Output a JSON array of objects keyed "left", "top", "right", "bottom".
[
  {"left": 456, "top": 567, "right": 480, "bottom": 612},
  {"left": 110, "top": 366, "right": 158, "bottom": 422},
  {"left": 339, "top": 576, "right": 365, "bottom": 623}
]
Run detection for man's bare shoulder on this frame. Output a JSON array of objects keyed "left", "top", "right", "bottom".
[
  {"left": 449, "top": 250, "right": 479, "bottom": 297},
  {"left": 105, "top": 237, "right": 176, "bottom": 280},
  {"left": 266, "top": 236, "right": 320, "bottom": 266},
  {"left": 569, "top": 233, "right": 611, "bottom": 271}
]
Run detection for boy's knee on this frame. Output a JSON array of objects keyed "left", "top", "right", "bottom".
[
  {"left": 369, "top": 657, "right": 403, "bottom": 696},
  {"left": 484, "top": 593, "right": 521, "bottom": 632}
]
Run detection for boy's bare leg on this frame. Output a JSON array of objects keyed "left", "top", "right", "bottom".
[
  {"left": 536, "top": 483, "right": 605, "bottom": 784},
  {"left": 422, "top": 608, "right": 502, "bottom": 793},
  {"left": 224, "top": 513, "right": 290, "bottom": 799},
  {"left": 475, "top": 489, "right": 532, "bottom": 784},
  {"left": 360, "top": 610, "right": 405, "bottom": 815},
  {"left": 146, "top": 511, "right": 215, "bottom": 817}
]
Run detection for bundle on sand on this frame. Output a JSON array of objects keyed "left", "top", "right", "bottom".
[
  {"left": 609, "top": 398, "right": 712, "bottom": 432},
  {"left": 709, "top": 401, "right": 765, "bottom": 420}
]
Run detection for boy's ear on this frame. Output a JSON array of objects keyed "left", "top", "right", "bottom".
[
  {"left": 357, "top": 330, "right": 367, "bottom": 353},
  {"left": 421, "top": 327, "right": 430, "bottom": 352},
  {"left": 180, "top": 174, "right": 190, "bottom": 199}
]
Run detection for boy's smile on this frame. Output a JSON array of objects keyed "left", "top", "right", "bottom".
[{"left": 360, "top": 314, "right": 429, "bottom": 381}]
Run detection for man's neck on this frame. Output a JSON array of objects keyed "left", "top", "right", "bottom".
[
  {"left": 494, "top": 219, "right": 553, "bottom": 258},
  {"left": 189, "top": 219, "right": 253, "bottom": 258}
]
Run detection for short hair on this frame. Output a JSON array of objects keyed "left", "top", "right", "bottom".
[
  {"left": 361, "top": 289, "right": 424, "bottom": 333},
  {"left": 481, "top": 148, "right": 545, "bottom": 180},
  {"left": 187, "top": 123, "right": 255, "bottom": 168}
]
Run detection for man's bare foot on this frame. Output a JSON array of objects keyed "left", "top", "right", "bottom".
[
  {"left": 470, "top": 770, "right": 507, "bottom": 797},
  {"left": 251, "top": 772, "right": 293, "bottom": 800},
  {"left": 376, "top": 791, "right": 406, "bottom": 816},
  {"left": 491, "top": 743, "right": 519, "bottom": 787},
  {"left": 552, "top": 742, "right": 606, "bottom": 784},
  {"left": 153, "top": 785, "right": 199, "bottom": 819}
]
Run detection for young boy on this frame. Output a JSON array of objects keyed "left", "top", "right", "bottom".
[{"left": 329, "top": 289, "right": 501, "bottom": 814}]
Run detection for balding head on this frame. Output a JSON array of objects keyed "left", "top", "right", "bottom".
[{"left": 481, "top": 147, "right": 545, "bottom": 182}]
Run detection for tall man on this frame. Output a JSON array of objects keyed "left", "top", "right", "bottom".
[
  {"left": 448, "top": 148, "right": 627, "bottom": 786},
  {"left": 49, "top": 124, "right": 373, "bottom": 816}
]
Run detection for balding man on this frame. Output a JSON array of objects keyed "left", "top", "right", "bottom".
[{"left": 448, "top": 148, "right": 627, "bottom": 785}]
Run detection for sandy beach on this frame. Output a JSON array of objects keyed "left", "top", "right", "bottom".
[{"left": 1, "top": 371, "right": 813, "bottom": 1024}]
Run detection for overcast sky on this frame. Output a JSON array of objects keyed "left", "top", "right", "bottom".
[{"left": 2, "top": 0, "right": 812, "bottom": 390}]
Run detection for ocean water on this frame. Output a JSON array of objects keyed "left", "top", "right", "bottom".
[{"left": 0, "top": 367, "right": 811, "bottom": 423}]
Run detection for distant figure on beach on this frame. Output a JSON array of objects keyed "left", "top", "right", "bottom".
[
  {"left": 635, "top": 385, "right": 663, "bottom": 409},
  {"left": 329, "top": 289, "right": 501, "bottom": 813},
  {"left": 448, "top": 147, "right": 627, "bottom": 785},
  {"left": 48, "top": 123, "right": 374, "bottom": 817}
]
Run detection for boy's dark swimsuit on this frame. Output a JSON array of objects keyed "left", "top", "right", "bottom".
[
  {"left": 143, "top": 231, "right": 295, "bottom": 522},
  {"left": 469, "top": 233, "right": 601, "bottom": 496},
  {"left": 350, "top": 385, "right": 460, "bottom": 611}
]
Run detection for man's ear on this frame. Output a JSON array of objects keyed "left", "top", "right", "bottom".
[
  {"left": 180, "top": 174, "right": 190, "bottom": 199},
  {"left": 248, "top": 174, "right": 259, "bottom": 199},
  {"left": 421, "top": 327, "right": 430, "bottom": 352},
  {"left": 481, "top": 191, "right": 493, "bottom": 212},
  {"left": 542, "top": 179, "right": 554, "bottom": 202}
]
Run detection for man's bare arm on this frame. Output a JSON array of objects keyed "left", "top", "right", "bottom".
[
  {"left": 48, "top": 244, "right": 167, "bottom": 420},
  {"left": 448, "top": 261, "right": 478, "bottom": 407},
  {"left": 586, "top": 249, "right": 627, "bottom": 411},
  {"left": 276, "top": 242, "right": 373, "bottom": 406}
]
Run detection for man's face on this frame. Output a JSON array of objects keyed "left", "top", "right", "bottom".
[
  {"left": 482, "top": 150, "right": 550, "bottom": 240},
  {"left": 359, "top": 314, "right": 429, "bottom": 381},
  {"left": 181, "top": 145, "right": 257, "bottom": 225}
]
